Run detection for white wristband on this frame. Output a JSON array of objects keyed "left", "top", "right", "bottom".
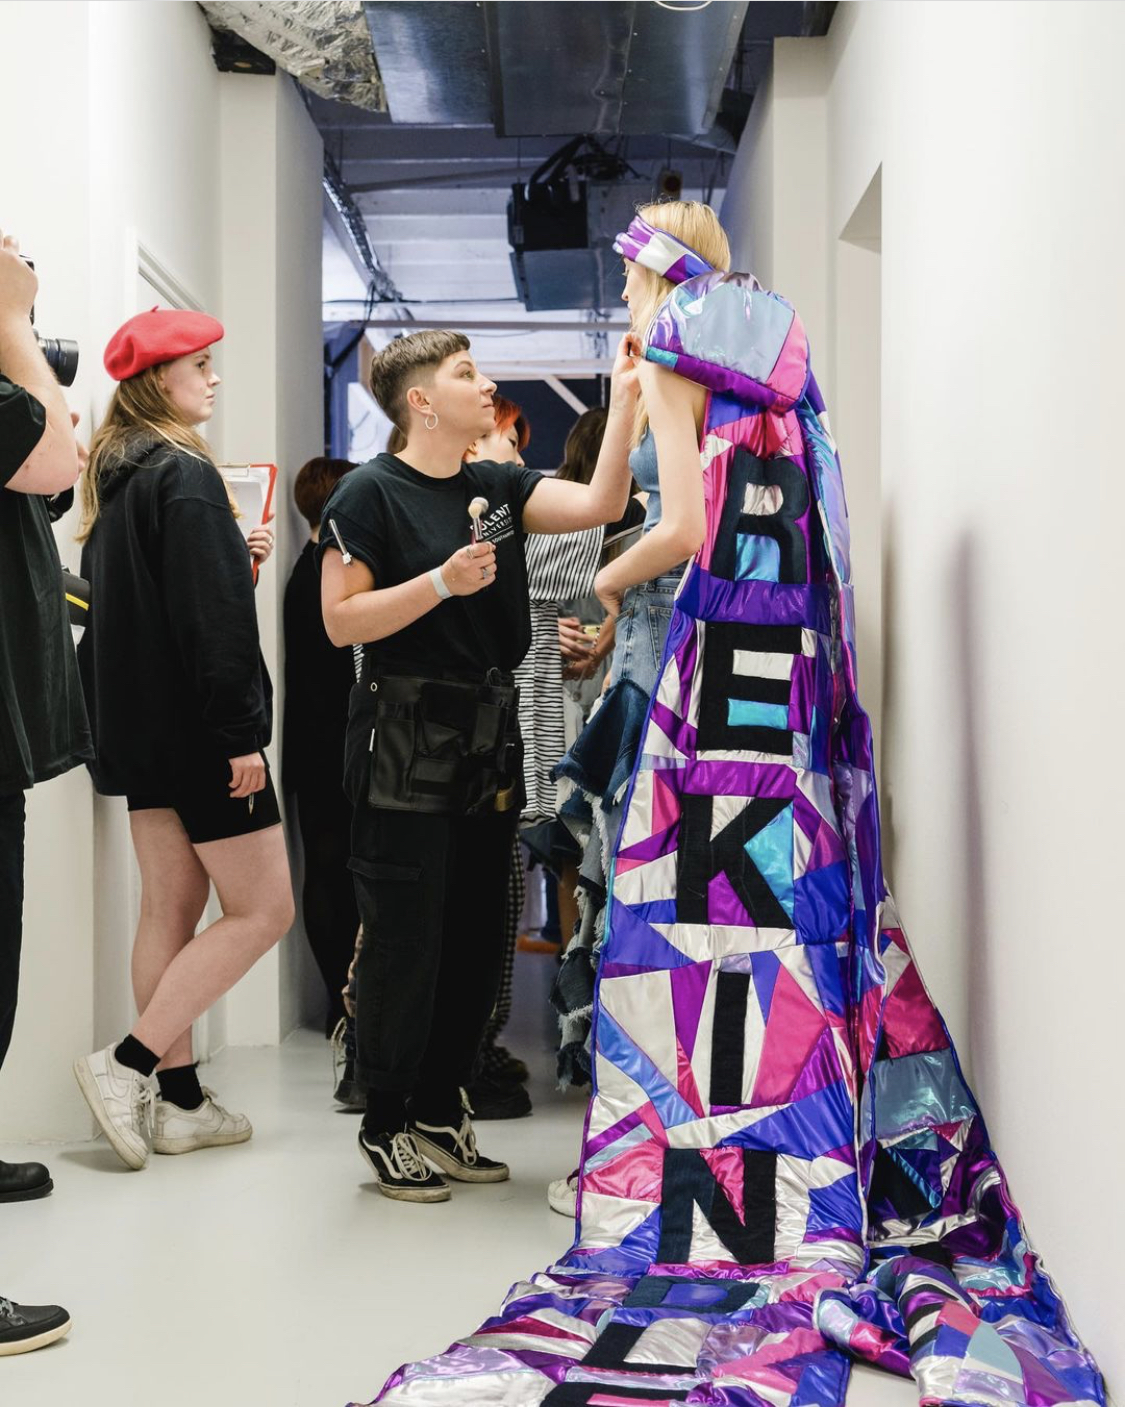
[{"left": 429, "top": 566, "right": 452, "bottom": 600}]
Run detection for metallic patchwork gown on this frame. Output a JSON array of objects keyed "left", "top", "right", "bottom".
[{"left": 372, "top": 274, "right": 1105, "bottom": 1408}]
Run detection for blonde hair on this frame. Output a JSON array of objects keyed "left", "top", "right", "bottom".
[
  {"left": 78, "top": 365, "right": 235, "bottom": 542},
  {"left": 627, "top": 200, "right": 731, "bottom": 447}
]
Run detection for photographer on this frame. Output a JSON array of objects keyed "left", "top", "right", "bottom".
[{"left": 0, "top": 228, "right": 87, "bottom": 1354}]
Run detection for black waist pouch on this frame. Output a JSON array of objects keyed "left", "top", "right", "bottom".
[{"left": 365, "top": 670, "right": 523, "bottom": 816}]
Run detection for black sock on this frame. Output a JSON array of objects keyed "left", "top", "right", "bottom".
[
  {"left": 157, "top": 1064, "right": 204, "bottom": 1110},
  {"left": 410, "top": 1086, "right": 465, "bottom": 1129},
  {"left": 114, "top": 1034, "right": 159, "bottom": 1077},
  {"left": 363, "top": 1089, "right": 408, "bottom": 1139}
]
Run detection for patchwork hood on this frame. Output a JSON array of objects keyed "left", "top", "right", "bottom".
[{"left": 644, "top": 270, "right": 811, "bottom": 414}]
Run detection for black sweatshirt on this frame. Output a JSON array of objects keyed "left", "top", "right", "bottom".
[{"left": 77, "top": 438, "right": 272, "bottom": 796}]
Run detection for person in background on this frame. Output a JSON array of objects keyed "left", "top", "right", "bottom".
[
  {"left": 74, "top": 308, "right": 293, "bottom": 1171},
  {"left": 523, "top": 407, "right": 645, "bottom": 960},
  {"left": 0, "top": 226, "right": 87, "bottom": 1354},
  {"left": 460, "top": 394, "right": 539, "bottom": 1119},
  {"left": 283, "top": 456, "right": 359, "bottom": 1054}
]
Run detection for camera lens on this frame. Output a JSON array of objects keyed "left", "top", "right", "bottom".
[{"left": 35, "top": 334, "right": 79, "bottom": 388}]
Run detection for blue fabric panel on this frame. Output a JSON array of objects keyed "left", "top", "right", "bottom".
[{"left": 735, "top": 533, "right": 782, "bottom": 582}]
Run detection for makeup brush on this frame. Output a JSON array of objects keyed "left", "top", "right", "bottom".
[{"left": 468, "top": 496, "right": 489, "bottom": 543}]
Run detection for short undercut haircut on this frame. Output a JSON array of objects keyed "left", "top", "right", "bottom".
[{"left": 369, "top": 330, "right": 471, "bottom": 430}]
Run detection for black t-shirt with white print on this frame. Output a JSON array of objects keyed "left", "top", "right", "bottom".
[{"left": 317, "top": 453, "right": 544, "bottom": 677}]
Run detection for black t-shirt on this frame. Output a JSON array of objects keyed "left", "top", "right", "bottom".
[
  {"left": 317, "top": 454, "right": 544, "bottom": 675},
  {"left": 0, "top": 377, "right": 93, "bottom": 793}
]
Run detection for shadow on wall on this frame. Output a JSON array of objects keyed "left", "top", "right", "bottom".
[
  {"left": 879, "top": 485, "right": 898, "bottom": 882},
  {"left": 952, "top": 533, "right": 990, "bottom": 1085}
]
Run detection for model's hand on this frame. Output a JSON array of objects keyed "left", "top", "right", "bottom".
[
  {"left": 228, "top": 752, "right": 266, "bottom": 798},
  {"left": 558, "top": 616, "right": 594, "bottom": 663},
  {"left": 609, "top": 331, "right": 643, "bottom": 406},
  {"left": 594, "top": 567, "right": 623, "bottom": 620},
  {"left": 440, "top": 540, "right": 497, "bottom": 596},
  {"left": 0, "top": 230, "right": 37, "bottom": 325}
]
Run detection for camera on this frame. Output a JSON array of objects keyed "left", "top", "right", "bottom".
[{"left": 23, "top": 258, "right": 79, "bottom": 388}]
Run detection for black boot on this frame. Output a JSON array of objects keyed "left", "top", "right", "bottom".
[{"left": 0, "top": 1160, "right": 52, "bottom": 1204}]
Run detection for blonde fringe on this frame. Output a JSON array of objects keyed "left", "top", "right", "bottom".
[{"left": 79, "top": 366, "right": 237, "bottom": 543}]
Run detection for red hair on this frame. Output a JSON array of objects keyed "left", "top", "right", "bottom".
[{"left": 492, "top": 394, "right": 530, "bottom": 451}]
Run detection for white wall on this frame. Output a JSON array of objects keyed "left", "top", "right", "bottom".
[
  {"left": 220, "top": 73, "right": 326, "bottom": 1042},
  {"left": 0, "top": 0, "right": 324, "bottom": 1139},
  {"left": 723, "top": 3, "right": 1123, "bottom": 1390}
]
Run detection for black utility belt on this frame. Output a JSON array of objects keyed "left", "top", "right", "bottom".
[{"left": 361, "top": 668, "right": 523, "bottom": 817}]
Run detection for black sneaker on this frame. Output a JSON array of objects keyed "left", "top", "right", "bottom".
[
  {"left": 334, "top": 1061, "right": 366, "bottom": 1113},
  {"left": 0, "top": 1160, "right": 53, "bottom": 1204},
  {"left": 0, "top": 1295, "right": 71, "bottom": 1356},
  {"left": 358, "top": 1129, "right": 450, "bottom": 1203},
  {"left": 411, "top": 1096, "right": 511, "bottom": 1183},
  {"left": 465, "top": 1073, "right": 532, "bottom": 1120},
  {"left": 331, "top": 1018, "right": 365, "bottom": 1112},
  {"left": 477, "top": 1044, "right": 530, "bottom": 1085}
]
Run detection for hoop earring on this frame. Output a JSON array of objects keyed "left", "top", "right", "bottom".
[{"left": 424, "top": 412, "right": 439, "bottom": 431}]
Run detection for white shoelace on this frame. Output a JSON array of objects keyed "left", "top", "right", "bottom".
[
  {"left": 329, "top": 1017, "right": 347, "bottom": 1084},
  {"left": 0, "top": 1296, "right": 14, "bottom": 1319},
  {"left": 453, "top": 1115, "right": 479, "bottom": 1165},
  {"left": 389, "top": 1132, "right": 433, "bottom": 1181},
  {"left": 133, "top": 1083, "right": 154, "bottom": 1138}
]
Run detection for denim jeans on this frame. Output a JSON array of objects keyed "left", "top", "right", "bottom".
[{"left": 609, "top": 573, "right": 683, "bottom": 700}]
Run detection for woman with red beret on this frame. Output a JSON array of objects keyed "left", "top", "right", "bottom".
[{"left": 72, "top": 308, "right": 294, "bottom": 1170}]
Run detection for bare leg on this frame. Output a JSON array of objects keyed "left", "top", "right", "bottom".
[
  {"left": 130, "top": 810, "right": 211, "bottom": 1071},
  {"left": 131, "top": 823, "right": 294, "bottom": 1058}
]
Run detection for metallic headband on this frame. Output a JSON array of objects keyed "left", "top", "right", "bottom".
[{"left": 612, "top": 214, "right": 716, "bottom": 285}]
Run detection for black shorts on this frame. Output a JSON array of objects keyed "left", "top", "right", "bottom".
[{"left": 127, "top": 758, "right": 282, "bottom": 845}]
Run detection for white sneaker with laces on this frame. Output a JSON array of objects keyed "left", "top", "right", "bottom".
[
  {"left": 73, "top": 1045, "right": 153, "bottom": 1171},
  {"left": 152, "top": 1088, "right": 252, "bottom": 1154},
  {"left": 547, "top": 1171, "right": 579, "bottom": 1217}
]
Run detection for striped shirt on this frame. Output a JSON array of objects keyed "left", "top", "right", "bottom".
[{"left": 516, "top": 527, "right": 604, "bottom": 819}]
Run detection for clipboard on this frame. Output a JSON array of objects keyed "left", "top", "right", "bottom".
[{"left": 218, "top": 463, "right": 278, "bottom": 584}]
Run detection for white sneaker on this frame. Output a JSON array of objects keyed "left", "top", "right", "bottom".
[
  {"left": 152, "top": 1088, "right": 252, "bottom": 1154},
  {"left": 547, "top": 1171, "right": 579, "bottom": 1217},
  {"left": 73, "top": 1045, "right": 153, "bottom": 1171}
]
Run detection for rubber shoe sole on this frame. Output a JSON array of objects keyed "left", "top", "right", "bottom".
[
  {"left": 357, "top": 1133, "right": 450, "bottom": 1203},
  {"left": 153, "top": 1126, "right": 252, "bottom": 1155},
  {"left": 412, "top": 1131, "right": 510, "bottom": 1184},
  {"left": 73, "top": 1057, "right": 147, "bottom": 1171},
  {"left": 0, "top": 1315, "right": 72, "bottom": 1356},
  {"left": 0, "top": 1178, "right": 53, "bottom": 1204}
]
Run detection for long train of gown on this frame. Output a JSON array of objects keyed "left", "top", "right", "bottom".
[{"left": 369, "top": 273, "right": 1105, "bottom": 1408}]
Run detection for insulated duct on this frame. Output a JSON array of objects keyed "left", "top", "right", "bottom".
[{"left": 199, "top": 1, "right": 385, "bottom": 111}]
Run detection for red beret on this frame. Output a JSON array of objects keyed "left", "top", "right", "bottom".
[{"left": 104, "top": 307, "right": 225, "bottom": 381}]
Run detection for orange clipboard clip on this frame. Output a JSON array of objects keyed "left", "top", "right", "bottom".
[{"left": 218, "top": 462, "right": 278, "bottom": 585}]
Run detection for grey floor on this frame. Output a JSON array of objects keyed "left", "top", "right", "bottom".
[{"left": 1, "top": 947, "right": 914, "bottom": 1406}]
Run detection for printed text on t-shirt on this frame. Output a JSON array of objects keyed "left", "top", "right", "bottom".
[{"left": 477, "top": 503, "right": 515, "bottom": 546}]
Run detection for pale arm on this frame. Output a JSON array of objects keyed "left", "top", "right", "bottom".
[
  {"left": 593, "top": 361, "right": 707, "bottom": 614},
  {"left": 320, "top": 538, "right": 497, "bottom": 647},
  {"left": 0, "top": 237, "right": 79, "bottom": 496},
  {"left": 522, "top": 396, "right": 633, "bottom": 533},
  {"left": 522, "top": 332, "right": 640, "bottom": 535}
]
